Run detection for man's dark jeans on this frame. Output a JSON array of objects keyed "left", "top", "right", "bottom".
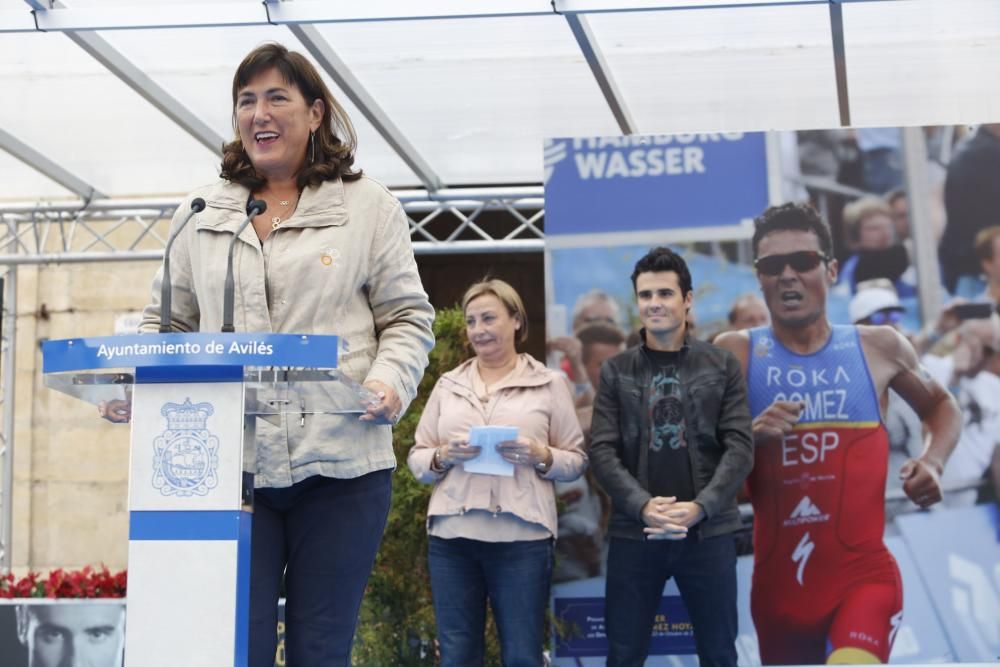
[{"left": 605, "top": 534, "right": 738, "bottom": 667}]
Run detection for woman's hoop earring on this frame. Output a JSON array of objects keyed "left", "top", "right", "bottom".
[{"left": 309, "top": 131, "right": 316, "bottom": 164}]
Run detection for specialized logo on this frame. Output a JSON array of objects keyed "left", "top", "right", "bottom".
[
  {"left": 888, "top": 609, "right": 903, "bottom": 646},
  {"left": 153, "top": 398, "right": 220, "bottom": 497},
  {"left": 783, "top": 496, "right": 830, "bottom": 527},
  {"left": 543, "top": 139, "right": 568, "bottom": 184},
  {"left": 792, "top": 532, "right": 814, "bottom": 586}
]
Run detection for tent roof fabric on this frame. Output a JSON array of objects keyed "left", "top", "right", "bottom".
[{"left": 1, "top": 0, "right": 999, "bottom": 203}]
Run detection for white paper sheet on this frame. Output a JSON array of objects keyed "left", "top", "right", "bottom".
[{"left": 463, "top": 425, "right": 518, "bottom": 477}]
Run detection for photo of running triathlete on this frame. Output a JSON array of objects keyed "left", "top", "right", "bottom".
[{"left": 716, "top": 203, "right": 962, "bottom": 664}]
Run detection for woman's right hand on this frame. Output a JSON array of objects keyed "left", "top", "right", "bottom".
[
  {"left": 98, "top": 399, "right": 132, "bottom": 424},
  {"left": 433, "top": 436, "right": 481, "bottom": 470}
]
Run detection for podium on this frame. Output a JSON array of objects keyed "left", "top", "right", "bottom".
[{"left": 42, "top": 332, "right": 366, "bottom": 667}]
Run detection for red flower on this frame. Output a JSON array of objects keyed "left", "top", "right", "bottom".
[{"left": 1, "top": 566, "right": 126, "bottom": 598}]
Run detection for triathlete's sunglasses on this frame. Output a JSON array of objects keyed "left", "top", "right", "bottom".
[
  {"left": 754, "top": 250, "right": 829, "bottom": 276},
  {"left": 866, "top": 309, "right": 903, "bottom": 326}
]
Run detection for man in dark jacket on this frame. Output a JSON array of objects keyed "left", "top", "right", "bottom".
[{"left": 590, "top": 246, "right": 753, "bottom": 667}]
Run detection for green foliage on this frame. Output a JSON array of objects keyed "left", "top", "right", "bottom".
[{"left": 354, "top": 306, "right": 504, "bottom": 665}]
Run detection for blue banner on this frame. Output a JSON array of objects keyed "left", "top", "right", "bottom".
[
  {"left": 42, "top": 333, "right": 340, "bottom": 373},
  {"left": 896, "top": 504, "right": 1000, "bottom": 662},
  {"left": 544, "top": 133, "right": 769, "bottom": 239}
]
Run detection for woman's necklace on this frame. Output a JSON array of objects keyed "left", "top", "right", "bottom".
[
  {"left": 270, "top": 192, "right": 300, "bottom": 230},
  {"left": 475, "top": 357, "right": 518, "bottom": 403}
]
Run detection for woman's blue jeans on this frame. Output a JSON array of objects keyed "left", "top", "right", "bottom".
[
  {"left": 428, "top": 535, "right": 553, "bottom": 667},
  {"left": 248, "top": 470, "right": 392, "bottom": 667}
]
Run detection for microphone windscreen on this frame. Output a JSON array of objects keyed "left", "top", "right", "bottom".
[
  {"left": 190, "top": 197, "right": 206, "bottom": 212},
  {"left": 248, "top": 199, "right": 267, "bottom": 215}
]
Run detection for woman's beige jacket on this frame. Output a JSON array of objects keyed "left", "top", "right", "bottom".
[{"left": 140, "top": 176, "right": 435, "bottom": 488}]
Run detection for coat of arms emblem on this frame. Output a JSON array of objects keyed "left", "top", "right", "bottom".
[{"left": 153, "top": 398, "right": 220, "bottom": 497}]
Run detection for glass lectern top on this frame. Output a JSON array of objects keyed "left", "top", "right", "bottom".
[
  {"left": 41, "top": 333, "right": 377, "bottom": 418},
  {"left": 44, "top": 368, "right": 378, "bottom": 418}
]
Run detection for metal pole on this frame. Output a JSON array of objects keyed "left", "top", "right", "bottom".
[
  {"left": 412, "top": 239, "right": 543, "bottom": 255},
  {"left": 764, "top": 131, "right": 785, "bottom": 206},
  {"left": 901, "top": 126, "right": 941, "bottom": 325},
  {"left": 0, "top": 250, "right": 167, "bottom": 266},
  {"left": 828, "top": 1, "right": 852, "bottom": 127},
  {"left": 0, "top": 268, "right": 16, "bottom": 573}
]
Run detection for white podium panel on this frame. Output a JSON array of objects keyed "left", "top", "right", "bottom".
[
  {"left": 129, "top": 381, "right": 245, "bottom": 511},
  {"left": 126, "top": 538, "right": 248, "bottom": 667},
  {"left": 125, "top": 370, "right": 251, "bottom": 667}
]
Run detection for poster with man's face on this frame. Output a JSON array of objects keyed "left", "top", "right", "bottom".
[
  {"left": 0, "top": 601, "right": 292, "bottom": 666},
  {"left": 0, "top": 602, "right": 126, "bottom": 667}
]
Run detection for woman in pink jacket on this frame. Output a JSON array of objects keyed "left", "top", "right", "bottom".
[{"left": 408, "top": 279, "right": 587, "bottom": 667}]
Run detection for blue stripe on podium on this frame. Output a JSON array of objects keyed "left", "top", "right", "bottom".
[
  {"left": 234, "top": 511, "right": 253, "bottom": 666},
  {"left": 129, "top": 510, "right": 245, "bottom": 541}
]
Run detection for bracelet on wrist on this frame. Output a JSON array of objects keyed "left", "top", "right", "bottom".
[{"left": 433, "top": 447, "right": 451, "bottom": 471}]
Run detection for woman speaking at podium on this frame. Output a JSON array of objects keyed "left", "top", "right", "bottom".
[{"left": 133, "top": 43, "right": 435, "bottom": 667}]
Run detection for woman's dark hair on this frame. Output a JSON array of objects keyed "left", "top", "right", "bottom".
[{"left": 220, "top": 42, "right": 361, "bottom": 191}]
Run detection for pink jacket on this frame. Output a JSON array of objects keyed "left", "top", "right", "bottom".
[{"left": 408, "top": 354, "right": 587, "bottom": 536}]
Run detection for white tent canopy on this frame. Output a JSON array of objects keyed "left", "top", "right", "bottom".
[{"left": 1, "top": 0, "right": 999, "bottom": 203}]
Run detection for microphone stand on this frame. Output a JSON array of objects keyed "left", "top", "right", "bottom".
[
  {"left": 221, "top": 199, "right": 267, "bottom": 333},
  {"left": 159, "top": 197, "right": 206, "bottom": 333}
]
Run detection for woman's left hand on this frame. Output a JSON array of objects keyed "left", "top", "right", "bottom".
[
  {"left": 359, "top": 380, "right": 402, "bottom": 425},
  {"left": 496, "top": 436, "right": 552, "bottom": 468}
]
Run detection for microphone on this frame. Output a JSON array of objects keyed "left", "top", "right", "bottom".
[
  {"left": 221, "top": 199, "right": 267, "bottom": 333},
  {"left": 159, "top": 197, "right": 206, "bottom": 333}
]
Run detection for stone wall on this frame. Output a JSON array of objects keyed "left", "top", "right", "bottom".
[{"left": 11, "top": 260, "right": 159, "bottom": 570}]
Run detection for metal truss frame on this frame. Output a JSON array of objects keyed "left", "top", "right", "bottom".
[{"left": 0, "top": 187, "right": 545, "bottom": 266}]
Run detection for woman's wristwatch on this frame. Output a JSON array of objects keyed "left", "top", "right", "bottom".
[{"left": 534, "top": 449, "right": 552, "bottom": 474}]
